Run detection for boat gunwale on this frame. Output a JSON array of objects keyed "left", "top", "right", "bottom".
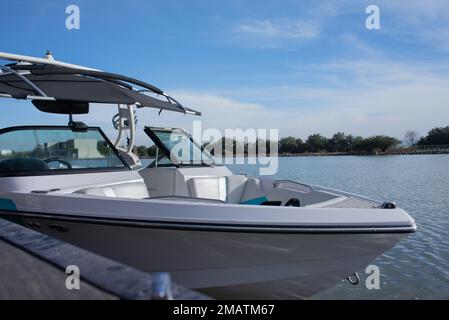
[{"left": 0, "top": 209, "right": 417, "bottom": 235}]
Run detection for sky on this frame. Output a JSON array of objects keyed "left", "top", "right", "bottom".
[{"left": 1, "top": 0, "right": 449, "bottom": 145}]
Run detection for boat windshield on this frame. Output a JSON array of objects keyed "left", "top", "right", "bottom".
[
  {"left": 0, "top": 126, "right": 127, "bottom": 175},
  {"left": 144, "top": 127, "right": 215, "bottom": 167}
]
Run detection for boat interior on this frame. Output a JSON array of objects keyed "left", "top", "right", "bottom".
[{"left": 0, "top": 122, "right": 381, "bottom": 210}]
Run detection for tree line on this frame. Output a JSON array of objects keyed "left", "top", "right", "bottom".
[
  {"left": 133, "top": 125, "right": 449, "bottom": 157},
  {"left": 278, "top": 133, "right": 400, "bottom": 154},
  {"left": 135, "top": 145, "right": 158, "bottom": 158}
]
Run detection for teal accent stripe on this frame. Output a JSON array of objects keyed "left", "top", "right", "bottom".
[
  {"left": 241, "top": 196, "right": 268, "bottom": 205},
  {"left": 0, "top": 198, "right": 17, "bottom": 211}
]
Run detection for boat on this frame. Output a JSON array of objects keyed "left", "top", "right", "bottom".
[{"left": 0, "top": 51, "right": 417, "bottom": 299}]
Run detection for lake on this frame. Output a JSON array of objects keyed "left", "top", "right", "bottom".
[{"left": 143, "top": 155, "right": 449, "bottom": 299}]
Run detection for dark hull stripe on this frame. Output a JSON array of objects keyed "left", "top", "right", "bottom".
[{"left": 0, "top": 209, "right": 417, "bottom": 234}]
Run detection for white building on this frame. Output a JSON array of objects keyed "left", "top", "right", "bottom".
[{"left": 0, "top": 149, "right": 12, "bottom": 156}]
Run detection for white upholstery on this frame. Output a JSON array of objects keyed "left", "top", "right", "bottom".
[
  {"left": 75, "top": 182, "right": 149, "bottom": 199},
  {"left": 225, "top": 175, "right": 248, "bottom": 204},
  {"left": 240, "top": 177, "right": 266, "bottom": 203},
  {"left": 187, "top": 176, "right": 227, "bottom": 201},
  {"left": 73, "top": 174, "right": 266, "bottom": 204},
  {"left": 187, "top": 175, "right": 268, "bottom": 204}
]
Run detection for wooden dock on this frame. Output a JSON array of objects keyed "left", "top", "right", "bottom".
[
  {"left": 0, "top": 218, "right": 209, "bottom": 300},
  {"left": 0, "top": 238, "right": 115, "bottom": 299}
]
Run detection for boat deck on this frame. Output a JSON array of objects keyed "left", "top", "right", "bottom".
[{"left": 322, "top": 196, "right": 378, "bottom": 209}]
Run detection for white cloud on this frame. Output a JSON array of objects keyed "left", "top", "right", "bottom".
[
  {"left": 232, "top": 18, "right": 320, "bottom": 48},
  {"left": 235, "top": 18, "right": 319, "bottom": 39},
  {"left": 368, "top": 0, "right": 449, "bottom": 52},
  {"left": 153, "top": 59, "right": 449, "bottom": 142}
]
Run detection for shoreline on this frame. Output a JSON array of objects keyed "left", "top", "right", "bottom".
[
  {"left": 278, "top": 150, "right": 449, "bottom": 157},
  {"left": 139, "top": 150, "right": 449, "bottom": 160}
]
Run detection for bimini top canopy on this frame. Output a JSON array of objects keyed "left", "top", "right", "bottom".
[{"left": 0, "top": 51, "right": 201, "bottom": 116}]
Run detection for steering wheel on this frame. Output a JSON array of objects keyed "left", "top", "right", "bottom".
[
  {"left": 285, "top": 198, "right": 301, "bottom": 207},
  {"left": 44, "top": 158, "right": 72, "bottom": 170}
]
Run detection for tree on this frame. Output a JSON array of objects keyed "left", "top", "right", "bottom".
[
  {"left": 328, "top": 132, "right": 350, "bottom": 152},
  {"left": 418, "top": 126, "right": 449, "bottom": 145},
  {"left": 404, "top": 131, "right": 420, "bottom": 147},
  {"left": 352, "top": 136, "right": 366, "bottom": 152},
  {"left": 295, "top": 138, "right": 306, "bottom": 153},
  {"left": 135, "top": 146, "right": 148, "bottom": 157},
  {"left": 306, "top": 134, "right": 328, "bottom": 152},
  {"left": 147, "top": 145, "right": 158, "bottom": 157},
  {"left": 345, "top": 134, "right": 357, "bottom": 151},
  {"left": 279, "top": 136, "right": 298, "bottom": 154},
  {"left": 354, "top": 135, "right": 400, "bottom": 153},
  {"left": 376, "top": 136, "right": 400, "bottom": 152}
]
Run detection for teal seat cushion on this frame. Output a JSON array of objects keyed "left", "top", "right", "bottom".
[
  {"left": 240, "top": 196, "right": 268, "bottom": 205},
  {"left": 0, "top": 198, "right": 17, "bottom": 211}
]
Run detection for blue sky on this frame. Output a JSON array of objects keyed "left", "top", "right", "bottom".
[{"left": 1, "top": 0, "right": 449, "bottom": 144}]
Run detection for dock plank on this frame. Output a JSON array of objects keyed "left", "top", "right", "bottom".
[
  {"left": 0, "top": 239, "right": 116, "bottom": 299},
  {"left": 0, "top": 217, "right": 210, "bottom": 300}
]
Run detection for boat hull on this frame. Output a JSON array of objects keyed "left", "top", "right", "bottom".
[{"left": 1, "top": 211, "right": 408, "bottom": 299}]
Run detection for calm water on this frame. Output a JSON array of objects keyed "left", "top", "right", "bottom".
[{"left": 226, "top": 155, "right": 449, "bottom": 299}]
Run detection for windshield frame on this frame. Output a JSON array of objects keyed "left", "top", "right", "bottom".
[
  {"left": 144, "top": 126, "right": 216, "bottom": 168},
  {"left": 0, "top": 125, "right": 130, "bottom": 177}
]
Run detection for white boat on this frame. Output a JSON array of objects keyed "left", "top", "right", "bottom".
[{"left": 0, "top": 52, "right": 416, "bottom": 299}]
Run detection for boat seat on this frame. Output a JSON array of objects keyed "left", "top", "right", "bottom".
[
  {"left": 74, "top": 181, "right": 149, "bottom": 199},
  {"left": 187, "top": 176, "right": 227, "bottom": 202},
  {"left": 187, "top": 175, "right": 269, "bottom": 205},
  {"left": 225, "top": 175, "right": 268, "bottom": 204},
  {"left": 225, "top": 175, "right": 248, "bottom": 203},
  {"left": 239, "top": 177, "right": 268, "bottom": 205}
]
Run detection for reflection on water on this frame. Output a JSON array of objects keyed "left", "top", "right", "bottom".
[{"left": 141, "top": 154, "right": 449, "bottom": 299}]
